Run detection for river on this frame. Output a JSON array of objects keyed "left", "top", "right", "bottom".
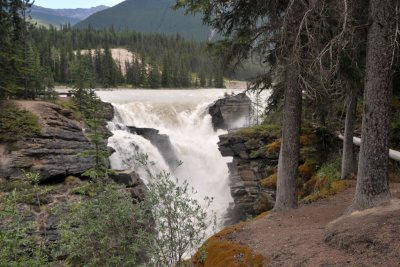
[{"left": 97, "top": 88, "right": 248, "bottom": 227}]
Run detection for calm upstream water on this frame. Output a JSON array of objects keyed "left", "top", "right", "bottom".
[{"left": 97, "top": 89, "right": 247, "bottom": 227}]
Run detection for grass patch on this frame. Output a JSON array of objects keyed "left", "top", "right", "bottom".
[
  {"left": 55, "top": 99, "right": 84, "bottom": 121},
  {"left": 70, "top": 183, "right": 98, "bottom": 197},
  {"left": 0, "top": 101, "right": 41, "bottom": 143}
]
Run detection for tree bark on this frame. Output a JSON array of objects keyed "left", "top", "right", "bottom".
[
  {"left": 341, "top": 87, "right": 358, "bottom": 179},
  {"left": 352, "top": 0, "right": 396, "bottom": 210},
  {"left": 274, "top": 59, "right": 302, "bottom": 211},
  {"left": 273, "top": 1, "right": 304, "bottom": 211}
]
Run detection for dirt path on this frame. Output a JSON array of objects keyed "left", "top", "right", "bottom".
[{"left": 227, "top": 182, "right": 400, "bottom": 266}]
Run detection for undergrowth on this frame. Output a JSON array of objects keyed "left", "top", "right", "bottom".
[
  {"left": 300, "top": 157, "right": 347, "bottom": 203},
  {"left": 234, "top": 124, "right": 281, "bottom": 138},
  {"left": 0, "top": 101, "right": 41, "bottom": 143}
]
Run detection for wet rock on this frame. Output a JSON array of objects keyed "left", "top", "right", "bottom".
[
  {"left": 208, "top": 92, "right": 252, "bottom": 131},
  {"left": 101, "top": 102, "right": 115, "bottom": 121},
  {"left": 127, "top": 126, "right": 179, "bottom": 170}
]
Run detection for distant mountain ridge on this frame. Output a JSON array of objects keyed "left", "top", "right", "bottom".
[
  {"left": 74, "top": 0, "right": 212, "bottom": 41},
  {"left": 31, "top": 5, "right": 109, "bottom": 26}
]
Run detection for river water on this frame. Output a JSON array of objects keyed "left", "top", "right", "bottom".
[{"left": 97, "top": 88, "right": 248, "bottom": 227}]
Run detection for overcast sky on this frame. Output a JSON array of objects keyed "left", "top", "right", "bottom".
[{"left": 34, "top": 0, "right": 125, "bottom": 9}]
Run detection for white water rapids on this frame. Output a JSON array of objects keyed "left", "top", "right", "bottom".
[{"left": 97, "top": 89, "right": 247, "bottom": 227}]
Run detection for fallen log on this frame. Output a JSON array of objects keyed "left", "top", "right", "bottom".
[{"left": 338, "top": 134, "right": 400, "bottom": 162}]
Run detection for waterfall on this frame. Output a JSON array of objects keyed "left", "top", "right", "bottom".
[{"left": 97, "top": 89, "right": 243, "bottom": 227}]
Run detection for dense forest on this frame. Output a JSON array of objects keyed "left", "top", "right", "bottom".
[
  {"left": 0, "top": 0, "right": 226, "bottom": 100},
  {"left": 32, "top": 25, "right": 225, "bottom": 88}
]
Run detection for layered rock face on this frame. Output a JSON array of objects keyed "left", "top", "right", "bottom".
[
  {"left": 208, "top": 92, "right": 252, "bottom": 131},
  {"left": 0, "top": 101, "right": 102, "bottom": 182},
  {"left": 218, "top": 128, "right": 279, "bottom": 223}
]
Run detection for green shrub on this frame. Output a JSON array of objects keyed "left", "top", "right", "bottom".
[
  {"left": 59, "top": 184, "right": 143, "bottom": 267},
  {"left": 140, "top": 170, "right": 216, "bottom": 267},
  {"left": 316, "top": 157, "right": 341, "bottom": 183},
  {"left": 0, "top": 102, "right": 41, "bottom": 143},
  {"left": 0, "top": 190, "right": 50, "bottom": 266}
]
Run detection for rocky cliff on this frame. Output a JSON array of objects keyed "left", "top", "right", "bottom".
[
  {"left": 127, "top": 126, "right": 179, "bottom": 170},
  {"left": 218, "top": 126, "right": 280, "bottom": 223},
  {"left": 208, "top": 92, "right": 252, "bottom": 131},
  {"left": 0, "top": 101, "right": 108, "bottom": 182}
]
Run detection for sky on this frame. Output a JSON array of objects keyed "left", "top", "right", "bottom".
[{"left": 34, "top": 0, "right": 125, "bottom": 9}]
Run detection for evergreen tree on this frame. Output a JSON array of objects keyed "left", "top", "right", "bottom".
[
  {"left": 148, "top": 64, "right": 161, "bottom": 89},
  {"left": 352, "top": 0, "right": 396, "bottom": 210}
]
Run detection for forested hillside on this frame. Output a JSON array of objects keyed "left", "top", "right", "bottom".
[
  {"left": 1, "top": 5, "right": 226, "bottom": 101},
  {"left": 75, "top": 0, "right": 212, "bottom": 41},
  {"left": 31, "top": 25, "right": 224, "bottom": 89}
]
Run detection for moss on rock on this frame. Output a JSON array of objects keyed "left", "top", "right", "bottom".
[
  {"left": 0, "top": 101, "right": 41, "bottom": 143},
  {"left": 192, "top": 223, "right": 264, "bottom": 267}
]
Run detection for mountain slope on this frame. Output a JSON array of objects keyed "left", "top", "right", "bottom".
[
  {"left": 31, "top": 5, "right": 109, "bottom": 26},
  {"left": 74, "top": 0, "right": 212, "bottom": 41}
]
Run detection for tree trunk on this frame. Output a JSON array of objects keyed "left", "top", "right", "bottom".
[
  {"left": 274, "top": 59, "right": 302, "bottom": 211},
  {"left": 352, "top": 0, "right": 395, "bottom": 210},
  {"left": 273, "top": 2, "right": 304, "bottom": 211},
  {"left": 341, "top": 87, "right": 358, "bottom": 179}
]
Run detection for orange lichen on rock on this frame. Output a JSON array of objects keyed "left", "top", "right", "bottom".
[
  {"left": 299, "top": 134, "right": 313, "bottom": 146},
  {"left": 266, "top": 139, "right": 281, "bottom": 153},
  {"left": 260, "top": 174, "right": 277, "bottom": 189},
  {"left": 253, "top": 211, "right": 270, "bottom": 221},
  {"left": 298, "top": 163, "right": 316, "bottom": 181},
  {"left": 192, "top": 222, "right": 264, "bottom": 267}
]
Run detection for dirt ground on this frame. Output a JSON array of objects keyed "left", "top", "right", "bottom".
[{"left": 225, "top": 182, "right": 400, "bottom": 266}]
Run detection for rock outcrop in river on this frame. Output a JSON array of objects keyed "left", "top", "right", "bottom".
[
  {"left": 0, "top": 101, "right": 109, "bottom": 182},
  {"left": 208, "top": 92, "right": 252, "bottom": 131},
  {"left": 127, "top": 126, "right": 179, "bottom": 170}
]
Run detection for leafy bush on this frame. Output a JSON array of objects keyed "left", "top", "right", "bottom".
[
  {"left": 140, "top": 171, "right": 216, "bottom": 266},
  {"left": 0, "top": 102, "right": 41, "bottom": 143},
  {"left": 59, "top": 184, "right": 143, "bottom": 266},
  {"left": 316, "top": 158, "right": 341, "bottom": 183}
]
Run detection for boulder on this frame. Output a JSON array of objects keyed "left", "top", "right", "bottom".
[
  {"left": 208, "top": 92, "right": 252, "bottom": 131},
  {"left": 325, "top": 199, "right": 400, "bottom": 265},
  {"left": 112, "top": 171, "right": 147, "bottom": 201}
]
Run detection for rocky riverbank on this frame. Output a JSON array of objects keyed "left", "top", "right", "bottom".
[
  {"left": 0, "top": 100, "right": 147, "bottom": 257},
  {"left": 218, "top": 126, "right": 280, "bottom": 223},
  {"left": 0, "top": 101, "right": 100, "bottom": 181}
]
